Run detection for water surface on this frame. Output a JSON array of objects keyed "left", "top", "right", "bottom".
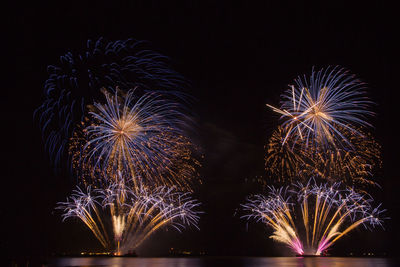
[{"left": 50, "top": 256, "right": 397, "bottom": 267}]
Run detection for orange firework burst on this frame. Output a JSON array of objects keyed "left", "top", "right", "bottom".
[
  {"left": 69, "top": 88, "right": 201, "bottom": 191},
  {"left": 265, "top": 126, "right": 381, "bottom": 187}
]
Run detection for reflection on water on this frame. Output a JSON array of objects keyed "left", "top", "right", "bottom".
[{"left": 50, "top": 257, "right": 397, "bottom": 267}]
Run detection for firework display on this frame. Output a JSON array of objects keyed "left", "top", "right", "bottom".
[
  {"left": 35, "top": 38, "right": 201, "bottom": 255},
  {"left": 35, "top": 38, "right": 187, "bottom": 169},
  {"left": 35, "top": 38, "right": 386, "bottom": 258},
  {"left": 264, "top": 67, "right": 381, "bottom": 185},
  {"left": 245, "top": 66, "right": 386, "bottom": 256},
  {"left": 242, "top": 179, "right": 384, "bottom": 255},
  {"left": 57, "top": 177, "right": 201, "bottom": 255},
  {"left": 69, "top": 88, "right": 199, "bottom": 190}
]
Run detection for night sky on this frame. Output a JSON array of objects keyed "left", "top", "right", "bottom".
[{"left": 5, "top": 0, "right": 398, "bottom": 260}]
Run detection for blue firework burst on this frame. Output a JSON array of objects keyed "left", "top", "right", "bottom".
[{"left": 35, "top": 37, "right": 188, "bottom": 170}]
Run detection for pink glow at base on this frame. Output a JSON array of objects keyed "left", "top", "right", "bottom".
[
  {"left": 316, "top": 237, "right": 329, "bottom": 255},
  {"left": 290, "top": 238, "right": 304, "bottom": 255}
]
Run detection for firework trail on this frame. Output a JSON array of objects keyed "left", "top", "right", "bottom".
[
  {"left": 264, "top": 126, "right": 307, "bottom": 183},
  {"left": 309, "top": 129, "right": 381, "bottom": 187},
  {"left": 265, "top": 126, "right": 381, "bottom": 186},
  {"left": 34, "top": 37, "right": 188, "bottom": 170},
  {"left": 267, "top": 66, "right": 373, "bottom": 149},
  {"left": 69, "top": 88, "right": 199, "bottom": 190},
  {"left": 242, "top": 179, "right": 384, "bottom": 255},
  {"left": 57, "top": 175, "right": 201, "bottom": 255}
]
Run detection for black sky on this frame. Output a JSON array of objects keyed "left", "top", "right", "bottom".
[{"left": 5, "top": 0, "right": 399, "bottom": 260}]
